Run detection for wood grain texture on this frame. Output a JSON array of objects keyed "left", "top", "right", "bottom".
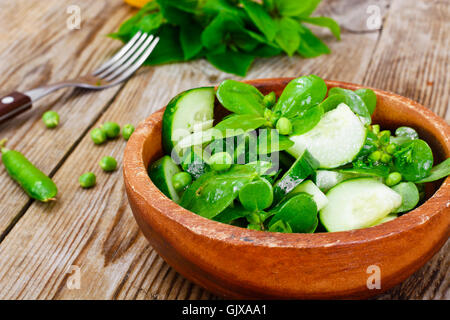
[
  {"left": 0, "top": 0, "right": 447, "bottom": 300},
  {"left": 0, "top": 0, "right": 131, "bottom": 237},
  {"left": 363, "top": 0, "right": 450, "bottom": 121}
]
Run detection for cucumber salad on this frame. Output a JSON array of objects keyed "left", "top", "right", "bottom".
[{"left": 149, "top": 75, "right": 450, "bottom": 233}]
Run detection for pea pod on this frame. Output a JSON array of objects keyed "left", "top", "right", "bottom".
[{"left": 0, "top": 139, "right": 57, "bottom": 202}]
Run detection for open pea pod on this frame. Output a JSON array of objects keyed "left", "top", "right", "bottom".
[
  {"left": 267, "top": 192, "right": 318, "bottom": 233},
  {"left": 180, "top": 165, "right": 259, "bottom": 219},
  {"left": 216, "top": 79, "right": 266, "bottom": 116},
  {"left": 273, "top": 75, "right": 327, "bottom": 119},
  {"left": 327, "top": 88, "right": 371, "bottom": 125}
]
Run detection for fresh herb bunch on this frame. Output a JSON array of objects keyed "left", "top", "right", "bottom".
[{"left": 110, "top": 0, "right": 340, "bottom": 76}]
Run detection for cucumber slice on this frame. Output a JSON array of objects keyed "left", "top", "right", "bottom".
[
  {"left": 148, "top": 156, "right": 182, "bottom": 203},
  {"left": 292, "top": 180, "right": 328, "bottom": 210},
  {"left": 273, "top": 149, "right": 319, "bottom": 203},
  {"left": 288, "top": 103, "right": 366, "bottom": 169},
  {"left": 320, "top": 178, "right": 402, "bottom": 232},
  {"left": 314, "top": 170, "right": 356, "bottom": 192},
  {"left": 162, "top": 87, "right": 215, "bottom": 153}
]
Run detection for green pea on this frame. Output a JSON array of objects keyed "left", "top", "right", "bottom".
[
  {"left": 369, "top": 150, "right": 382, "bottom": 162},
  {"left": 99, "top": 156, "right": 117, "bottom": 172},
  {"left": 42, "top": 111, "right": 59, "bottom": 129},
  {"left": 79, "top": 172, "right": 96, "bottom": 188},
  {"left": 90, "top": 128, "right": 107, "bottom": 145},
  {"left": 172, "top": 172, "right": 192, "bottom": 191},
  {"left": 386, "top": 172, "right": 402, "bottom": 186},
  {"left": 276, "top": 117, "right": 292, "bottom": 135},
  {"left": 381, "top": 153, "right": 392, "bottom": 163},
  {"left": 386, "top": 143, "right": 398, "bottom": 155},
  {"left": 263, "top": 91, "right": 276, "bottom": 108},
  {"left": 371, "top": 124, "right": 380, "bottom": 135},
  {"left": 101, "top": 122, "right": 121, "bottom": 139},
  {"left": 122, "top": 124, "right": 135, "bottom": 141},
  {"left": 208, "top": 152, "right": 232, "bottom": 172}
]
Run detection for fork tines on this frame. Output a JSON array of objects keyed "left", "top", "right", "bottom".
[{"left": 93, "top": 32, "right": 159, "bottom": 84}]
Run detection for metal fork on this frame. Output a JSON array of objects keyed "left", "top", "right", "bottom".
[{"left": 0, "top": 31, "right": 159, "bottom": 123}]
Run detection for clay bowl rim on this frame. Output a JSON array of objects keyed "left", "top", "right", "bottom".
[{"left": 123, "top": 78, "right": 450, "bottom": 249}]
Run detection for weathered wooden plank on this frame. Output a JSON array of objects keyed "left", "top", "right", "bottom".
[
  {"left": 363, "top": 0, "right": 450, "bottom": 120},
  {"left": 0, "top": 63, "right": 216, "bottom": 299},
  {"left": 362, "top": 0, "right": 450, "bottom": 299},
  {"left": 0, "top": 0, "right": 132, "bottom": 236}
]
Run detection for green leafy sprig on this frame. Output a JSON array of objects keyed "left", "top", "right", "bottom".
[{"left": 110, "top": 0, "right": 340, "bottom": 76}]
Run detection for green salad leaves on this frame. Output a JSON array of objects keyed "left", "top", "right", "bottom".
[
  {"left": 111, "top": 0, "right": 340, "bottom": 76},
  {"left": 149, "top": 75, "right": 450, "bottom": 234}
]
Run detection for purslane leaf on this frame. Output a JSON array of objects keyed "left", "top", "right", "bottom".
[
  {"left": 297, "top": 24, "right": 331, "bottom": 58},
  {"left": 301, "top": 16, "right": 341, "bottom": 40},
  {"left": 275, "top": 0, "right": 319, "bottom": 17},
  {"left": 112, "top": 0, "right": 339, "bottom": 75},
  {"left": 203, "top": 0, "right": 248, "bottom": 21},
  {"left": 157, "top": 0, "right": 192, "bottom": 25},
  {"left": 291, "top": 104, "right": 324, "bottom": 135},
  {"left": 216, "top": 79, "right": 265, "bottom": 115},
  {"left": 214, "top": 115, "right": 267, "bottom": 137},
  {"left": 206, "top": 50, "right": 255, "bottom": 77},
  {"left": 327, "top": 87, "right": 371, "bottom": 125},
  {"left": 180, "top": 22, "right": 203, "bottom": 60},
  {"left": 415, "top": 158, "right": 450, "bottom": 183},
  {"left": 273, "top": 75, "right": 327, "bottom": 118},
  {"left": 144, "top": 25, "right": 185, "bottom": 65},
  {"left": 201, "top": 12, "right": 243, "bottom": 50},
  {"left": 241, "top": 0, "right": 277, "bottom": 42},
  {"left": 274, "top": 17, "right": 301, "bottom": 56}
]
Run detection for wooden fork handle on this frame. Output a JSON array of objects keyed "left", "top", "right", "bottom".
[{"left": 0, "top": 91, "right": 32, "bottom": 123}]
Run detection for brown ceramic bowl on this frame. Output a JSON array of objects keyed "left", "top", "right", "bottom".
[{"left": 123, "top": 78, "right": 450, "bottom": 299}]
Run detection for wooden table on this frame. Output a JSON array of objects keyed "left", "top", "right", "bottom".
[{"left": 0, "top": 0, "right": 448, "bottom": 300}]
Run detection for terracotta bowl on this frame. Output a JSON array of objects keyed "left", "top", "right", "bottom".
[{"left": 123, "top": 78, "right": 450, "bottom": 299}]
